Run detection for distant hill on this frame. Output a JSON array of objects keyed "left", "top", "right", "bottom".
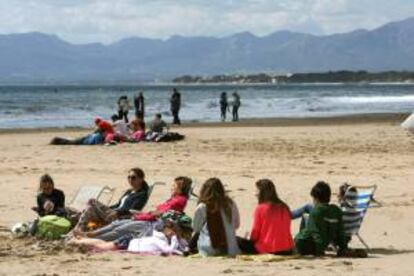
[{"left": 1, "top": 17, "right": 414, "bottom": 82}]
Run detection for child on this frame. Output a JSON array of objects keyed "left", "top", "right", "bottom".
[
  {"left": 128, "top": 119, "right": 146, "bottom": 142},
  {"left": 294, "top": 181, "right": 348, "bottom": 256},
  {"left": 32, "top": 174, "right": 66, "bottom": 217},
  {"left": 69, "top": 216, "right": 190, "bottom": 256}
]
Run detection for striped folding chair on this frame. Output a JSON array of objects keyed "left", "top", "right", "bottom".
[{"left": 341, "top": 185, "right": 378, "bottom": 249}]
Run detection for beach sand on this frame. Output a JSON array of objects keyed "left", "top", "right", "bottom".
[{"left": 0, "top": 114, "right": 413, "bottom": 275}]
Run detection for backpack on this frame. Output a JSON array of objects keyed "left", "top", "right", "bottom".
[{"left": 36, "top": 215, "right": 71, "bottom": 240}]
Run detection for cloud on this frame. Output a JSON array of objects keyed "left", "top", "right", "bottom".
[{"left": 0, "top": 0, "right": 413, "bottom": 43}]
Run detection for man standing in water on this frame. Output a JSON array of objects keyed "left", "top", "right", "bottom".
[
  {"left": 117, "top": 95, "right": 130, "bottom": 122},
  {"left": 134, "top": 92, "right": 145, "bottom": 120},
  {"left": 231, "top": 92, "right": 241, "bottom": 122},
  {"left": 170, "top": 88, "right": 181, "bottom": 125},
  {"left": 219, "top": 92, "right": 229, "bottom": 122}
]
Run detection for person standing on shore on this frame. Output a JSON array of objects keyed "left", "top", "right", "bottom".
[
  {"left": 134, "top": 92, "right": 145, "bottom": 120},
  {"left": 219, "top": 92, "right": 229, "bottom": 122},
  {"left": 117, "top": 95, "right": 130, "bottom": 123},
  {"left": 170, "top": 88, "right": 181, "bottom": 125},
  {"left": 231, "top": 92, "right": 241, "bottom": 122}
]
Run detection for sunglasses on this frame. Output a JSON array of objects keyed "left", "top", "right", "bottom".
[{"left": 128, "top": 175, "right": 138, "bottom": 181}]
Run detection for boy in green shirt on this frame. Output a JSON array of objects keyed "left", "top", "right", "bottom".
[{"left": 295, "top": 181, "right": 348, "bottom": 256}]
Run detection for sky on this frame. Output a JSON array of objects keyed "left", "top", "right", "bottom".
[{"left": 0, "top": 0, "right": 413, "bottom": 44}]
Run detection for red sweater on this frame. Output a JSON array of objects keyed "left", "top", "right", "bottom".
[
  {"left": 250, "top": 203, "right": 294, "bottom": 253},
  {"left": 133, "top": 193, "right": 188, "bottom": 221}
]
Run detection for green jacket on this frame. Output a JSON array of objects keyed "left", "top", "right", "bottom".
[{"left": 295, "top": 203, "right": 347, "bottom": 255}]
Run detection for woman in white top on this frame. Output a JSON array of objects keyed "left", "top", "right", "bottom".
[{"left": 192, "top": 178, "right": 241, "bottom": 257}]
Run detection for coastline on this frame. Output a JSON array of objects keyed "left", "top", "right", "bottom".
[
  {"left": 0, "top": 110, "right": 413, "bottom": 275},
  {"left": 0, "top": 112, "right": 409, "bottom": 134}
]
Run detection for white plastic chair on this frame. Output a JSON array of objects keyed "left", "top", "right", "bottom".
[{"left": 69, "top": 185, "right": 115, "bottom": 211}]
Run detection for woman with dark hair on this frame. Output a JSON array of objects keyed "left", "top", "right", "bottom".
[
  {"left": 192, "top": 178, "right": 240, "bottom": 256},
  {"left": 76, "top": 176, "right": 192, "bottom": 241},
  {"left": 32, "top": 174, "right": 66, "bottom": 217},
  {"left": 237, "top": 179, "right": 294, "bottom": 255},
  {"left": 73, "top": 167, "right": 149, "bottom": 232}
]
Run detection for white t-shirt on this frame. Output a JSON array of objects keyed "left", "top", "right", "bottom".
[
  {"left": 127, "top": 230, "right": 187, "bottom": 255},
  {"left": 113, "top": 120, "right": 129, "bottom": 136}
]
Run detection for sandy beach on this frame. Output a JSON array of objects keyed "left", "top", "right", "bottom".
[{"left": 0, "top": 114, "right": 414, "bottom": 276}]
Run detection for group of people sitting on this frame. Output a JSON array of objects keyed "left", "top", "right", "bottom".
[
  {"left": 50, "top": 113, "right": 183, "bottom": 146},
  {"left": 33, "top": 168, "right": 362, "bottom": 257}
]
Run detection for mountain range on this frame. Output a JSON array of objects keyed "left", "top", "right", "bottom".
[{"left": 1, "top": 17, "right": 414, "bottom": 82}]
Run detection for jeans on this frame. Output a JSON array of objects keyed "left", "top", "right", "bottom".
[
  {"left": 92, "top": 219, "right": 152, "bottom": 241},
  {"left": 220, "top": 106, "right": 227, "bottom": 121},
  {"left": 172, "top": 109, "right": 180, "bottom": 124},
  {"left": 232, "top": 106, "right": 239, "bottom": 121}
]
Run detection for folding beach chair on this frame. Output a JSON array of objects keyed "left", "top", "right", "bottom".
[
  {"left": 147, "top": 181, "right": 166, "bottom": 198},
  {"left": 69, "top": 185, "right": 115, "bottom": 211},
  {"left": 189, "top": 179, "right": 199, "bottom": 200},
  {"left": 341, "top": 185, "right": 378, "bottom": 249},
  {"left": 127, "top": 181, "right": 166, "bottom": 214}
]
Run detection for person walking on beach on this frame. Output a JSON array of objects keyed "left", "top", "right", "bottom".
[
  {"left": 170, "top": 88, "right": 181, "bottom": 125},
  {"left": 219, "top": 92, "right": 229, "bottom": 122},
  {"left": 231, "top": 92, "right": 241, "bottom": 122},
  {"left": 117, "top": 95, "right": 130, "bottom": 122},
  {"left": 134, "top": 92, "right": 145, "bottom": 120}
]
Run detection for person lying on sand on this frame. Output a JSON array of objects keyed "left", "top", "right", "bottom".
[
  {"left": 72, "top": 168, "right": 149, "bottom": 232},
  {"left": 74, "top": 177, "right": 192, "bottom": 241},
  {"left": 126, "top": 119, "right": 146, "bottom": 143},
  {"left": 69, "top": 217, "right": 190, "bottom": 256},
  {"left": 50, "top": 117, "right": 114, "bottom": 145},
  {"left": 104, "top": 118, "right": 146, "bottom": 144}
]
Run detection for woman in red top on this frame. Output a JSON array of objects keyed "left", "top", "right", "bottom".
[
  {"left": 132, "top": 176, "right": 191, "bottom": 221},
  {"left": 237, "top": 179, "right": 294, "bottom": 255}
]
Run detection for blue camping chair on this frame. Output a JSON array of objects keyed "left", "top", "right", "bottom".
[{"left": 341, "top": 185, "right": 380, "bottom": 249}]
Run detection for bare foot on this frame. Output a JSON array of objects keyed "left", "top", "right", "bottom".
[{"left": 72, "top": 228, "right": 87, "bottom": 238}]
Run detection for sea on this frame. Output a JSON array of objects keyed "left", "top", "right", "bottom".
[{"left": 0, "top": 83, "right": 414, "bottom": 129}]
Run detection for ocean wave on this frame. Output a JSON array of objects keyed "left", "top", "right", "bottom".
[
  {"left": 1, "top": 85, "right": 414, "bottom": 128},
  {"left": 326, "top": 95, "right": 414, "bottom": 104}
]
